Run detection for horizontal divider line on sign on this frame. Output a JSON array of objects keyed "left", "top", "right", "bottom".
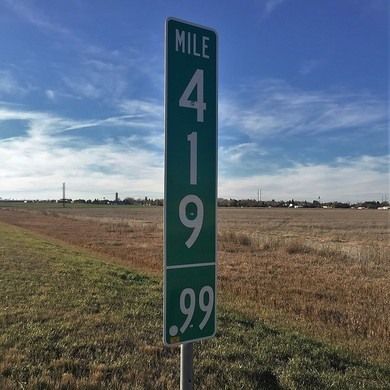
[{"left": 166, "top": 262, "right": 215, "bottom": 270}]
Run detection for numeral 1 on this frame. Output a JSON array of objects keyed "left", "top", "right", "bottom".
[{"left": 187, "top": 131, "right": 197, "bottom": 185}]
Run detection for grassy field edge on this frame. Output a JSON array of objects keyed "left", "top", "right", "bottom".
[{"left": 1, "top": 222, "right": 389, "bottom": 389}]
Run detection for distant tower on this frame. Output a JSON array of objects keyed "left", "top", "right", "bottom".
[
  {"left": 62, "top": 182, "right": 65, "bottom": 208},
  {"left": 115, "top": 192, "right": 119, "bottom": 203}
]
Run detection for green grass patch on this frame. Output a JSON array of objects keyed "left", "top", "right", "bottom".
[{"left": 0, "top": 223, "right": 389, "bottom": 389}]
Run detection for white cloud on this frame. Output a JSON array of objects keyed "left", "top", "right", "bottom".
[
  {"left": 119, "top": 99, "right": 163, "bottom": 121},
  {"left": 0, "top": 106, "right": 164, "bottom": 199},
  {"left": 62, "top": 77, "right": 103, "bottom": 100},
  {"left": 299, "top": 59, "right": 323, "bottom": 75},
  {"left": 60, "top": 99, "right": 163, "bottom": 132},
  {"left": 4, "top": 1, "right": 158, "bottom": 104},
  {"left": 264, "top": 0, "right": 287, "bottom": 15},
  {"left": 219, "top": 155, "right": 389, "bottom": 202},
  {"left": 261, "top": 0, "right": 288, "bottom": 18},
  {"left": 0, "top": 104, "right": 388, "bottom": 202},
  {"left": 45, "top": 89, "right": 55, "bottom": 101},
  {"left": 221, "top": 143, "right": 261, "bottom": 162},
  {"left": 0, "top": 78, "right": 387, "bottom": 202},
  {"left": 4, "top": 1, "right": 163, "bottom": 107},
  {"left": 220, "top": 80, "right": 387, "bottom": 138},
  {"left": 219, "top": 142, "right": 268, "bottom": 174},
  {"left": 60, "top": 50, "right": 161, "bottom": 103},
  {"left": 4, "top": 0, "right": 77, "bottom": 41},
  {"left": 0, "top": 70, "right": 28, "bottom": 97}
]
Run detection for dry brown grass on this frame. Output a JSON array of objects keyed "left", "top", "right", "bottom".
[
  {"left": 217, "top": 208, "right": 390, "bottom": 363},
  {"left": 0, "top": 205, "right": 389, "bottom": 364}
]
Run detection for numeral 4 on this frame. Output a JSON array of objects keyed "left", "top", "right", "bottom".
[{"left": 179, "top": 69, "right": 206, "bottom": 122}]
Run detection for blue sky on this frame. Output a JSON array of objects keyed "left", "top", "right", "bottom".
[{"left": 0, "top": 0, "right": 388, "bottom": 202}]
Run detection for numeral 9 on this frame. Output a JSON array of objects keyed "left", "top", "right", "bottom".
[
  {"left": 179, "top": 194, "right": 204, "bottom": 248},
  {"left": 179, "top": 288, "right": 196, "bottom": 334},
  {"left": 179, "top": 286, "right": 214, "bottom": 334}
]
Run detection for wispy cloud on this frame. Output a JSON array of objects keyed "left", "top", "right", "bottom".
[
  {"left": 0, "top": 136, "right": 163, "bottom": 199},
  {"left": 0, "top": 70, "right": 29, "bottom": 97},
  {"left": 220, "top": 80, "right": 387, "bottom": 138},
  {"left": 219, "top": 155, "right": 389, "bottom": 202},
  {"left": 60, "top": 99, "right": 163, "bottom": 132},
  {"left": 119, "top": 99, "right": 163, "bottom": 120},
  {"left": 61, "top": 55, "right": 132, "bottom": 102},
  {"left": 45, "top": 89, "right": 55, "bottom": 101},
  {"left": 262, "top": 0, "right": 288, "bottom": 18},
  {"left": 220, "top": 143, "right": 266, "bottom": 162},
  {"left": 57, "top": 47, "right": 162, "bottom": 105},
  {"left": 0, "top": 102, "right": 387, "bottom": 202},
  {"left": 3, "top": 1, "right": 162, "bottom": 104},
  {"left": 4, "top": 0, "right": 77, "bottom": 41},
  {"left": 218, "top": 142, "right": 269, "bottom": 177},
  {"left": 0, "top": 105, "right": 164, "bottom": 199},
  {"left": 299, "top": 59, "right": 323, "bottom": 75}
]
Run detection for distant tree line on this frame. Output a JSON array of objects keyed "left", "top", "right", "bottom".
[
  {"left": 56, "top": 197, "right": 390, "bottom": 209},
  {"left": 217, "top": 198, "right": 389, "bottom": 209},
  {"left": 1, "top": 197, "right": 388, "bottom": 210},
  {"left": 72, "top": 196, "right": 164, "bottom": 206}
]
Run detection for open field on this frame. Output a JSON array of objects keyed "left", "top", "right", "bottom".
[
  {"left": 0, "top": 204, "right": 389, "bottom": 385},
  {"left": 1, "top": 221, "right": 390, "bottom": 389}
]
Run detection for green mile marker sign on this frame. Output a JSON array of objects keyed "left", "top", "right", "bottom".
[{"left": 164, "top": 18, "right": 217, "bottom": 346}]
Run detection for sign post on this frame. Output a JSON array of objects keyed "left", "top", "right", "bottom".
[{"left": 164, "top": 17, "right": 217, "bottom": 387}]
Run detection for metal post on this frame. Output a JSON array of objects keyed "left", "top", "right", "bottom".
[{"left": 180, "top": 343, "right": 193, "bottom": 390}]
